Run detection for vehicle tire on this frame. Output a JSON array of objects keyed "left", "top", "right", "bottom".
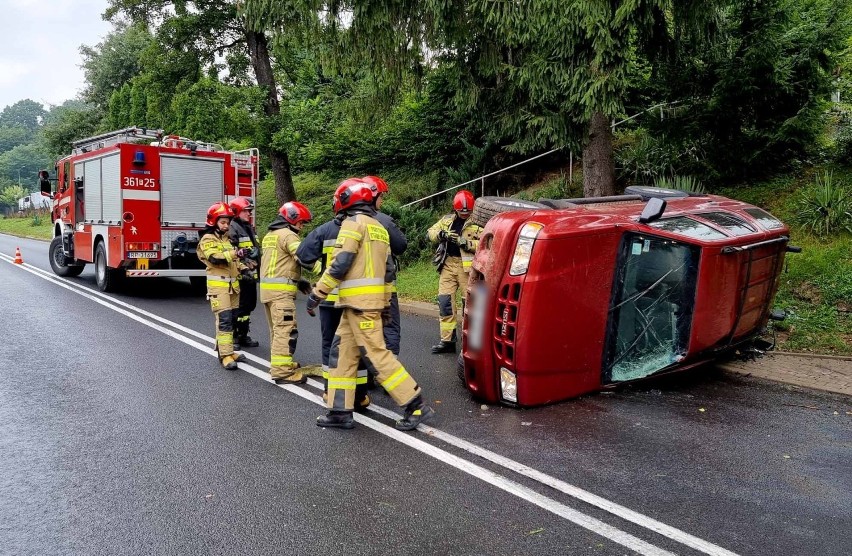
[
  {"left": 456, "top": 352, "right": 465, "bottom": 382},
  {"left": 624, "top": 186, "right": 690, "bottom": 201},
  {"left": 189, "top": 276, "right": 207, "bottom": 295},
  {"left": 94, "top": 241, "right": 123, "bottom": 292},
  {"left": 48, "top": 236, "right": 85, "bottom": 277},
  {"left": 470, "top": 197, "right": 549, "bottom": 228}
]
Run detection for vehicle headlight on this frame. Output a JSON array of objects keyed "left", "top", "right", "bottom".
[
  {"left": 509, "top": 222, "right": 543, "bottom": 276},
  {"left": 500, "top": 367, "right": 518, "bottom": 402}
]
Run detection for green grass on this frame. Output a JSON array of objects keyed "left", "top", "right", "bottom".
[
  {"left": 396, "top": 260, "right": 440, "bottom": 302},
  {"left": 0, "top": 214, "right": 52, "bottom": 240}
]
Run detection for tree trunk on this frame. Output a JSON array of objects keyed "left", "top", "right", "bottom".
[
  {"left": 246, "top": 29, "right": 296, "bottom": 204},
  {"left": 582, "top": 111, "right": 616, "bottom": 198}
]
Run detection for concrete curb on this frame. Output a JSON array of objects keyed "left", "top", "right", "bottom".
[{"left": 399, "top": 300, "right": 439, "bottom": 318}]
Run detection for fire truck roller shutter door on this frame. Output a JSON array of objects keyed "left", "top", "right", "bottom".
[
  {"left": 160, "top": 156, "right": 224, "bottom": 225},
  {"left": 101, "top": 154, "right": 122, "bottom": 223},
  {"left": 82, "top": 160, "right": 102, "bottom": 222}
]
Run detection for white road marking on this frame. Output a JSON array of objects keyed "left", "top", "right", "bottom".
[{"left": 2, "top": 253, "right": 741, "bottom": 556}]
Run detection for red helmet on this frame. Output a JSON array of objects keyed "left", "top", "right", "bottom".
[
  {"left": 206, "top": 201, "right": 234, "bottom": 226},
  {"left": 279, "top": 201, "right": 312, "bottom": 226},
  {"left": 229, "top": 197, "right": 254, "bottom": 214},
  {"left": 333, "top": 178, "right": 375, "bottom": 213},
  {"left": 362, "top": 175, "right": 389, "bottom": 194},
  {"left": 453, "top": 190, "right": 475, "bottom": 213}
]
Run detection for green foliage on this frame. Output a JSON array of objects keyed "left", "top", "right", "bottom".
[
  {"left": 0, "top": 143, "right": 52, "bottom": 188},
  {"left": 653, "top": 175, "right": 705, "bottom": 194},
  {"left": 0, "top": 100, "right": 46, "bottom": 132},
  {"left": 40, "top": 102, "right": 104, "bottom": 159},
  {"left": 0, "top": 126, "right": 31, "bottom": 153},
  {"left": 31, "top": 213, "right": 43, "bottom": 226},
  {"left": 81, "top": 23, "right": 155, "bottom": 108},
  {"left": 0, "top": 184, "right": 26, "bottom": 211},
  {"left": 0, "top": 213, "right": 52, "bottom": 240},
  {"left": 794, "top": 171, "right": 852, "bottom": 236}
]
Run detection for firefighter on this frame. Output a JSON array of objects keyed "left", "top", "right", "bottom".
[
  {"left": 295, "top": 179, "right": 371, "bottom": 408},
  {"left": 228, "top": 197, "right": 261, "bottom": 350},
  {"left": 197, "top": 202, "right": 249, "bottom": 370},
  {"left": 260, "top": 201, "right": 314, "bottom": 385},
  {"left": 306, "top": 180, "right": 435, "bottom": 431},
  {"left": 361, "top": 175, "right": 408, "bottom": 358},
  {"left": 427, "top": 189, "right": 482, "bottom": 354}
]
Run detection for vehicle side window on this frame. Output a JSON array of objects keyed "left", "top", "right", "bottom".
[
  {"left": 743, "top": 208, "right": 784, "bottom": 230},
  {"left": 603, "top": 234, "right": 700, "bottom": 383},
  {"left": 695, "top": 212, "right": 756, "bottom": 236},
  {"left": 648, "top": 217, "right": 727, "bottom": 240}
]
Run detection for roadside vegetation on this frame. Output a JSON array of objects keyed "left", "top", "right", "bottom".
[{"left": 0, "top": 0, "right": 849, "bottom": 354}]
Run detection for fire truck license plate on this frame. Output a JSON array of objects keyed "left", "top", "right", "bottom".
[{"left": 127, "top": 251, "right": 158, "bottom": 258}]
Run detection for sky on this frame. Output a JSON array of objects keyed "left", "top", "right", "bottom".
[{"left": 0, "top": 0, "right": 112, "bottom": 112}]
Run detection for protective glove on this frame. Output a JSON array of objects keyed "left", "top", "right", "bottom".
[
  {"left": 437, "top": 230, "right": 448, "bottom": 242},
  {"left": 457, "top": 236, "right": 468, "bottom": 249},
  {"left": 306, "top": 292, "right": 322, "bottom": 317},
  {"left": 297, "top": 279, "right": 312, "bottom": 295},
  {"left": 240, "top": 268, "right": 254, "bottom": 281},
  {"left": 235, "top": 248, "right": 248, "bottom": 259},
  {"left": 447, "top": 231, "right": 460, "bottom": 245}
]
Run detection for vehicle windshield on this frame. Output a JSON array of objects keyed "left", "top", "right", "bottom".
[{"left": 603, "top": 234, "right": 700, "bottom": 382}]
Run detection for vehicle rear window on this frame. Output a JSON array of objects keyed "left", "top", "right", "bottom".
[
  {"left": 743, "top": 208, "right": 784, "bottom": 229},
  {"left": 697, "top": 212, "right": 756, "bottom": 235},
  {"left": 647, "top": 217, "right": 727, "bottom": 240}
]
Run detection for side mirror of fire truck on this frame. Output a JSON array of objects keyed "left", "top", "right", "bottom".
[
  {"left": 638, "top": 197, "right": 667, "bottom": 224},
  {"left": 38, "top": 170, "right": 52, "bottom": 195},
  {"left": 74, "top": 177, "right": 83, "bottom": 191}
]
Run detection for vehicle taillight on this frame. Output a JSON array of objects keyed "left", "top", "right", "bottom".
[
  {"left": 126, "top": 242, "right": 159, "bottom": 251},
  {"left": 509, "top": 222, "right": 543, "bottom": 276}
]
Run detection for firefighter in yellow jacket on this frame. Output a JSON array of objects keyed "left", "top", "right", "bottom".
[
  {"left": 427, "top": 189, "right": 482, "bottom": 354},
  {"left": 197, "top": 202, "right": 249, "bottom": 370},
  {"left": 306, "top": 179, "right": 436, "bottom": 431},
  {"left": 260, "top": 201, "right": 314, "bottom": 384}
]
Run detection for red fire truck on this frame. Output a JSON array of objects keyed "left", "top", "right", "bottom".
[
  {"left": 460, "top": 188, "right": 799, "bottom": 406},
  {"left": 40, "top": 127, "right": 258, "bottom": 292}
]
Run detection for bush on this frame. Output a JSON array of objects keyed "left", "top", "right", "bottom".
[
  {"left": 653, "top": 175, "right": 706, "bottom": 194},
  {"left": 794, "top": 171, "right": 852, "bottom": 236}
]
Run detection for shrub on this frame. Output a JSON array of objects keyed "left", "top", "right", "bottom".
[
  {"left": 653, "top": 175, "right": 706, "bottom": 194},
  {"left": 794, "top": 171, "right": 852, "bottom": 236}
]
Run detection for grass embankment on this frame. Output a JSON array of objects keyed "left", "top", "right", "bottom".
[{"left": 0, "top": 213, "right": 52, "bottom": 241}]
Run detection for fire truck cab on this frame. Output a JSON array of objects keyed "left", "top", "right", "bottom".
[
  {"left": 461, "top": 187, "right": 797, "bottom": 407},
  {"left": 41, "top": 127, "right": 258, "bottom": 292}
]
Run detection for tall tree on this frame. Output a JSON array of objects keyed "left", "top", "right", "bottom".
[
  {"left": 103, "top": 1, "right": 301, "bottom": 203},
  {"left": 0, "top": 100, "right": 47, "bottom": 133}
]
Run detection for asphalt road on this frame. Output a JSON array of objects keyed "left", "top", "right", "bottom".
[{"left": 1, "top": 233, "right": 850, "bottom": 556}]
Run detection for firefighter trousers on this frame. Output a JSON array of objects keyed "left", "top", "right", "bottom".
[
  {"left": 210, "top": 290, "right": 239, "bottom": 358},
  {"left": 236, "top": 276, "right": 257, "bottom": 339},
  {"left": 437, "top": 257, "right": 469, "bottom": 342},
  {"left": 327, "top": 308, "right": 420, "bottom": 412},
  {"left": 322, "top": 305, "right": 368, "bottom": 402},
  {"left": 263, "top": 295, "right": 301, "bottom": 380}
]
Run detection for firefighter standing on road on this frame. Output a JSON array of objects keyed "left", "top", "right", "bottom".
[
  {"left": 427, "top": 190, "right": 482, "bottom": 354},
  {"left": 260, "top": 202, "right": 314, "bottom": 385},
  {"left": 228, "top": 197, "right": 261, "bottom": 350},
  {"left": 306, "top": 180, "right": 435, "bottom": 431},
  {"left": 361, "top": 175, "right": 408, "bottom": 358},
  {"left": 198, "top": 202, "right": 249, "bottom": 370}
]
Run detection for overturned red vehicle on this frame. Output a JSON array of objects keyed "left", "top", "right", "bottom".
[{"left": 460, "top": 187, "right": 798, "bottom": 407}]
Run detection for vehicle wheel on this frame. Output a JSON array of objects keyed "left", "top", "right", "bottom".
[
  {"left": 189, "top": 276, "right": 207, "bottom": 295},
  {"left": 48, "top": 236, "right": 85, "bottom": 277},
  {"left": 469, "top": 197, "right": 549, "bottom": 228},
  {"left": 94, "top": 241, "right": 123, "bottom": 292},
  {"left": 624, "top": 186, "right": 690, "bottom": 201},
  {"left": 457, "top": 352, "right": 465, "bottom": 382}
]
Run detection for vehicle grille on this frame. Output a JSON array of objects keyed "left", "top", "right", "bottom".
[{"left": 494, "top": 282, "right": 521, "bottom": 364}]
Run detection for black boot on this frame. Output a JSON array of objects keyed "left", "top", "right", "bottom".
[
  {"left": 316, "top": 411, "right": 355, "bottom": 429},
  {"left": 236, "top": 335, "right": 259, "bottom": 348},
  {"left": 431, "top": 341, "right": 456, "bottom": 354},
  {"left": 395, "top": 397, "right": 436, "bottom": 431}
]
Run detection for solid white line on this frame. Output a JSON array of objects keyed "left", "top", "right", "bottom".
[{"left": 3, "top": 254, "right": 740, "bottom": 556}]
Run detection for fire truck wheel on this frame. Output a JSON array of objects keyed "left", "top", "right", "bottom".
[
  {"left": 48, "top": 236, "right": 85, "bottom": 277},
  {"left": 470, "top": 197, "right": 549, "bottom": 228},
  {"left": 189, "top": 276, "right": 207, "bottom": 295},
  {"left": 94, "top": 241, "right": 124, "bottom": 292}
]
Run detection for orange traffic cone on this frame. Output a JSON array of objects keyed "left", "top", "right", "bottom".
[{"left": 13, "top": 247, "right": 23, "bottom": 264}]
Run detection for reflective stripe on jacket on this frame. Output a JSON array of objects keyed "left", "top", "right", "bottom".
[
  {"left": 315, "top": 213, "right": 392, "bottom": 310},
  {"left": 259, "top": 228, "right": 302, "bottom": 303},
  {"left": 427, "top": 214, "right": 482, "bottom": 269},
  {"left": 197, "top": 232, "right": 241, "bottom": 293}
]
